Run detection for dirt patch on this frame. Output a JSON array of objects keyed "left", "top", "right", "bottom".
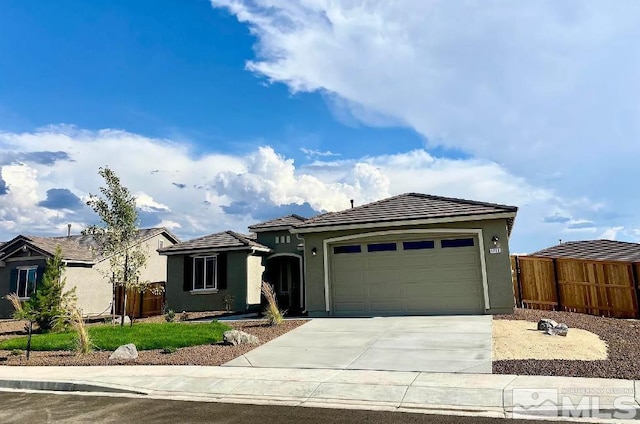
[
  {"left": 492, "top": 319, "right": 607, "bottom": 361},
  {"left": 493, "top": 309, "right": 640, "bottom": 380},
  {"left": 0, "top": 319, "right": 307, "bottom": 366}
]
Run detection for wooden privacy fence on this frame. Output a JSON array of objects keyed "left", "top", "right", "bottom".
[
  {"left": 511, "top": 256, "right": 640, "bottom": 318},
  {"left": 115, "top": 282, "right": 165, "bottom": 318}
]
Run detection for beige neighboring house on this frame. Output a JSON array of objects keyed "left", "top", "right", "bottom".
[{"left": 0, "top": 228, "right": 179, "bottom": 318}]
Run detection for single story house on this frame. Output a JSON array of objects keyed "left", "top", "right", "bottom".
[
  {"left": 162, "top": 192, "right": 518, "bottom": 317},
  {"left": 0, "top": 227, "right": 179, "bottom": 318},
  {"left": 160, "top": 231, "right": 271, "bottom": 313}
]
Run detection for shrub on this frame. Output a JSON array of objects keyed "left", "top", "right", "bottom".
[
  {"left": 161, "top": 346, "right": 177, "bottom": 354},
  {"left": 69, "top": 306, "right": 92, "bottom": 355},
  {"left": 222, "top": 292, "right": 234, "bottom": 312},
  {"left": 164, "top": 309, "right": 176, "bottom": 323},
  {"left": 261, "top": 282, "right": 284, "bottom": 326},
  {"left": 28, "top": 247, "right": 77, "bottom": 332},
  {"left": 179, "top": 311, "right": 189, "bottom": 322},
  {"left": 10, "top": 349, "right": 23, "bottom": 356}
]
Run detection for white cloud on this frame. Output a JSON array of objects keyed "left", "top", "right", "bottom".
[
  {"left": 0, "top": 126, "right": 632, "bottom": 252},
  {"left": 210, "top": 0, "right": 640, "bottom": 251},
  {"left": 600, "top": 226, "right": 624, "bottom": 240},
  {"left": 135, "top": 192, "right": 171, "bottom": 212}
]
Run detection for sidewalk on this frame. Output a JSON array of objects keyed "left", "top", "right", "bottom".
[{"left": 0, "top": 366, "right": 638, "bottom": 422}]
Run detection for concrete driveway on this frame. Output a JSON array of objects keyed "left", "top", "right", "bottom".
[{"left": 224, "top": 316, "right": 492, "bottom": 373}]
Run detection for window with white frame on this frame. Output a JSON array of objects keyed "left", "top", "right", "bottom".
[
  {"left": 16, "top": 267, "right": 37, "bottom": 299},
  {"left": 285, "top": 235, "right": 291, "bottom": 243},
  {"left": 192, "top": 256, "right": 217, "bottom": 290},
  {"left": 275, "top": 236, "right": 280, "bottom": 244}
]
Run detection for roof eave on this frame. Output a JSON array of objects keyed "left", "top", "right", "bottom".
[
  {"left": 160, "top": 245, "right": 272, "bottom": 256},
  {"left": 291, "top": 212, "right": 518, "bottom": 234}
]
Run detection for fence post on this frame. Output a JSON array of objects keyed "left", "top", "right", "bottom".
[
  {"left": 515, "top": 256, "right": 524, "bottom": 308},
  {"left": 631, "top": 263, "right": 640, "bottom": 318},
  {"left": 552, "top": 259, "right": 562, "bottom": 311}
]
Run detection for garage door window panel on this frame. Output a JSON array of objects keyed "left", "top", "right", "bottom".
[
  {"left": 441, "top": 238, "right": 475, "bottom": 248},
  {"left": 334, "top": 245, "right": 362, "bottom": 254},
  {"left": 366, "top": 242, "right": 397, "bottom": 252},
  {"left": 402, "top": 240, "right": 435, "bottom": 250}
]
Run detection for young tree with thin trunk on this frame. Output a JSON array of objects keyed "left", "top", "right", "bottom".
[{"left": 84, "top": 166, "right": 150, "bottom": 327}]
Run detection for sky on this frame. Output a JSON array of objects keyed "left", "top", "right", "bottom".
[{"left": 0, "top": 0, "right": 639, "bottom": 253}]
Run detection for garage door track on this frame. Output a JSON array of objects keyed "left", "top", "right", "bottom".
[{"left": 224, "top": 316, "right": 492, "bottom": 373}]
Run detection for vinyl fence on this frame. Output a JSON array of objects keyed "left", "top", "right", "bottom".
[{"left": 511, "top": 256, "right": 640, "bottom": 318}]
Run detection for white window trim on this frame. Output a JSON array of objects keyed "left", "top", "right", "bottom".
[
  {"left": 16, "top": 266, "right": 38, "bottom": 300},
  {"left": 285, "top": 235, "right": 291, "bottom": 243},
  {"left": 191, "top": 255, "right": 218, "bottom": 292}
]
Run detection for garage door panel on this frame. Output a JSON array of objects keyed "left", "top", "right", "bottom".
[
  {"left": 330, "top": 235, "right": 484, "bottom": 316},
  {"left": 367, "top": 284, "right": 401, "bottom": 299},
  {"left": 370, "top": 301, "right": 403, "bottom": 313},
  {"left": 334, "top": 302, "right": 366, "bottom": 313},
  {"left": 333, "top": 284, "right": 367, "bottom": 298}
]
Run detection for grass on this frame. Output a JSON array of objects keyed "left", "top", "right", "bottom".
[{"left": 0, "top": 321, "right": 231, "bottom": 352}]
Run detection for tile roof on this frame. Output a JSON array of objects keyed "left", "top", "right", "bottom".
[
  {"left": 160, "top": 231, "right": 270, "bottom": 254},
  {"left": 294, "top": 193, "right": 517, "bottom": 230},
  {"left": 248, "top": 214, "right": 308, "bottom": 231},
  {"left": 529, "top": 240, "right": 640, "bottom": 263},
  {"left": 0, "top": 228, "right": 177, "bottom": 263}
]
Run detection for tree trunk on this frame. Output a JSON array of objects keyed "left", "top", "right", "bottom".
[{"left": 26, "top": 321, "right": 33, "bottom": 360}]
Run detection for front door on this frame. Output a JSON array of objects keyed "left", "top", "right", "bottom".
[{"left": 266, "top": 256, "right": 302, "bottom": 314}]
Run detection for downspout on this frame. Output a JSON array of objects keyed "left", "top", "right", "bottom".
[{"left": 295, "top": 233, "right": 307, "bottom": 314}]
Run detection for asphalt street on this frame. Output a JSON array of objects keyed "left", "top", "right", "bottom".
[{"left": 0, "top": 392, "right": 572, "bottom": 424}]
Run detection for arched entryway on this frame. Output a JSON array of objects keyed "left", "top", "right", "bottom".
[{"left": 265, "top": 254, "right": 303, "bottom": 314}]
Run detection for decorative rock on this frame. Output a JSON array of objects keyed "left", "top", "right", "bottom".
[
  {"left": 223, "top": 330, "right": 259, "bottom": 346},
  {"left": 545, "top": 323, "right": 569, "bottom": 337},
  {"left": 109, "top": 343, "right": 138, "bottom": 360},
  {"left": 537, "top": 318, "right": 558, "bottom": 331}
]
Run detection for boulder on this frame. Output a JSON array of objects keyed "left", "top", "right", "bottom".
[
  {"left": 545, "top": 323, "right": 569, "bottom": 337},
  {"left": 109, "top": 343, "right": 138, "bottom": 360},
  {"left": 223, "top": 330, "right": 259, "bottom": 346},
  {"left": 537, "top": 318, "right": 558, "bottom": 331}
]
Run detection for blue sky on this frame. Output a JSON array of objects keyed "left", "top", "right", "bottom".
[{"left": 1, "top": 0, "right": 639, "bottom": 253}]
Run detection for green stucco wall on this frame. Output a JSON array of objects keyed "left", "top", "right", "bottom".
[
  {"left": 165, "top": 251, "right": 263, "bottom": 312},
  {"left": 299, "top": 218, "right": 514, "bottom": 317},
  {"left": 255, "top": 230, "right": 302, "bottom": 255}
]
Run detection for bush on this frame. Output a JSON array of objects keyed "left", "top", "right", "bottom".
[
  {"left": 222, "top": 292, "right": 234, "bottom": 312},
  {"left": 261, "top": 282, "right": 284, "bottom": 326},
  {"left": 164, "top": 309, "right": 176, "bottom": 323},
  {"left": 161, "top": 346, "right": 177, "bottom": 354},
  {"left": 179, "top": 311, "right": 189, "bottom": 322}
]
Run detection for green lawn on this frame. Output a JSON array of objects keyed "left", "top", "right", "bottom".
[{"left": 0, "top": 321, "right": 231, "bottom": 351}]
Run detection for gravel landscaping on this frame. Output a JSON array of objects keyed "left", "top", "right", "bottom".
[
  {"left": 493, "top": 308, "right": 640, "bottom": 380},
  {"left": 0, "top": 315, "right": 307, "bottom": 366}
]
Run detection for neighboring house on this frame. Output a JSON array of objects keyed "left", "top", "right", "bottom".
[
  {"left": 163, "top": 192, "right": 519, "bottom": 317},
  {"left": 0, "top": 228, "right": 179, "bottom": 318},
  {"left": 160, "top": 231, "right": 271, "bottom": 312},
  {"left": 529, "top": 239, "right": 640, "bottom": 262}
]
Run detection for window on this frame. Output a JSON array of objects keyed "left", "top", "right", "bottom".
[
  {"left": 367, "top": 242, "right": 397, "bottom": 252},
  {"left": 403, "top": 240, "right": 435, "bottom": 250},
  {"left": 193, "top": 256, "right": 217, "bottom": 291},
  {"left": 275, "top": 236, "right": 280, "bottom": 244},
  {"left": 158, "top": 240, "right": 164, "bottom": 249},
  {"left": 333, "top": 245, "right": 362, "bottom": 254},
  {"left": 16, "top": 267, "right": 37, "bottom": 299},
  {"left": 285, "top": 235, "right": 291, "bottom": 243},
  {"left": 441, "top": 238, "right": 475, "bottom": 248}
]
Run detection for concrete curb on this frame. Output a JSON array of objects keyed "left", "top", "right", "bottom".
[{"left": 2, "top": 367, "right": 640, "bottom": 422}]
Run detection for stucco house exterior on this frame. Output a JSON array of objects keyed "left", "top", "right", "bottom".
[
  {"left": 0, "top": 227, "right": 179, "bottom": 318},
  {"left": 163, "top": 193, "right": 518, "bottom": 317}
]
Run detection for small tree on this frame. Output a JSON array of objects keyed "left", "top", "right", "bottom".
[
  {"left": 27, "top": 247, "right": 77, "bottom": 332},
  {"left": 84, "top": 166, "right": 151, "bottom": 326}
]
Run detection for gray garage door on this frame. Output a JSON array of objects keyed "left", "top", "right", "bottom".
[{"left": 330, "top": 235, "right": 485, "bottom": 316}]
